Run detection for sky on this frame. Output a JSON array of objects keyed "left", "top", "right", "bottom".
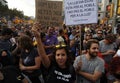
[
  {"left": 6, "top": 0, "right": 35, "bottom": 17},
  {"left": 6, "top": 0, "right": 63, "bottom": 18}
]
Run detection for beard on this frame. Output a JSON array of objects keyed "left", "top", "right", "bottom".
[{"left": 89, "top": 51, "right": 98, "bottom": 58}]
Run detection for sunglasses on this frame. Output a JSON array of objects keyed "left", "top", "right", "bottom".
[{"left": 55, "top": 44, "right": 66, "bottom": 48}]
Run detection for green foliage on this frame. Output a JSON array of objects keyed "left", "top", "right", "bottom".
[
  {"left": 9, "top": 8, "right": 24, "bottom": 19},
  {"left": 0, "top": 1, "right": 28, "bottom": 20},
  {"left": 0, "top": 2, "right": 9, "bottom": 16}
]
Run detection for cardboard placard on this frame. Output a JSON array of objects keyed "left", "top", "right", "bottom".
[{"left": 36, "top": 0, "right": 63, "bottom": 27}]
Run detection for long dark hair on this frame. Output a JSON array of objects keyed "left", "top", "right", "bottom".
[{"left": 51, "top": 46, "right": 73, "bottom": 67}]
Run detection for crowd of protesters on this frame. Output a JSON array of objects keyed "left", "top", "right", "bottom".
[{"left": 0, "top": 16, "right": 120, "bottom": 83}]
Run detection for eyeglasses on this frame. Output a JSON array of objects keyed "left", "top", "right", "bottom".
[{"left": 55, "top": 44, "right": 66, "bottom": 48}]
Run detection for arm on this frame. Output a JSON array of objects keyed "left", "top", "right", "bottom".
[
  {"left": 19, "top": 56, "right": 41, "bottom": 71},
  {"left": 11, "top": 45, "right": 21, "bottom": 56},
  {"left": 101, "top": 50, "right": 116, "bottom": 56},
  {"left": 73, "top": 56, "right": 82, "bottom": 72},
  {"left": 32, "top": 24, "right": 51, "bottom": 68},
  {"left": 113, "top": 49, "right": 120, "bottom": 58},
  {"left": 22, "top": 78, "right": 29, "bottom": 83},
  {"left": 78, "top": 71, "right": 102, "bottom": 82},
  {"left": 11, "top": 40, "right": 22, "bottom": 56}
]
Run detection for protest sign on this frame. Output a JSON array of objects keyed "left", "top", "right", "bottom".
[
  {"left": 64, "top": 0, "right": 98, "bottom": 25},
  {"left": 36, "top": 0, "right": 63, "bottom": 27}
]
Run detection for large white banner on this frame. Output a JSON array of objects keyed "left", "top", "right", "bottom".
[{"left": 64, "top": 0, "right": 98, "bottom": 25}]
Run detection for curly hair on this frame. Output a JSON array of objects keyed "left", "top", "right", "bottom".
[{"left": 17, "top": 35, "right": 34, "bottom": 50}]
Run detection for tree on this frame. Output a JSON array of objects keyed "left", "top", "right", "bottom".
[
  {"left": 10, "top": 8, "right": 24, "bottom": 18},
  {"left": 0, "top": 2, "right": 9, "bottom": 17},
  {"left": 0, "top": 1, "right": 33, "bottom": 21}
]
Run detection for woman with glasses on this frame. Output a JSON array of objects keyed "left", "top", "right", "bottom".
[{"left": 32, "top": 23, "right": 76, "bottom": 83}]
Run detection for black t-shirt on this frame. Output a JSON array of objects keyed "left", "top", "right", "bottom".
[
  {"left": 20, "top": 48, "right": 41, "bottom": 78},
  {"left": 21, "top": 48, "right": 39, "bottom": 66},
  {"left": 0, "top": 39, "right": 12, "bottom": 52},
  {"left": 45, "top": 64, "right": 76, "bottom": 83},
  {"left": 0, "top": 66, "right": 24, "bottom": 83}
]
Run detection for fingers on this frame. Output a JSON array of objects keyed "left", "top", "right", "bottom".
[
  {"left": 32, "top": 22, "right": 40, "bottom": 32},
  {"left": 75, "top": 57, "right": 82, "bottom": 72},
  {"left": 31, "top": 23, "right": 41, "bottom": 38},
  {"left": 32, "top": 22, "right": 40, "bottom": 31},
  {"left": 33, "top": 22, "right": 41, "bottom": 30}
]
